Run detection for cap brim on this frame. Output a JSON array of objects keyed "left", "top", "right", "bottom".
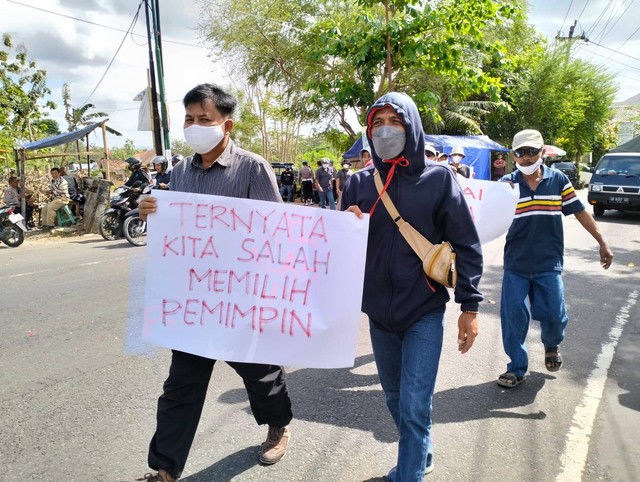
[{"left": 513, "top": 141, "right": 543, "bottom": 151}]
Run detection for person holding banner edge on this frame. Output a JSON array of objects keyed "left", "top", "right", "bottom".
[
  {"left": 497, "top": 129, "right": 613, "bottom": 389},
  {"left": 137, "top": 84, "right": 293, "bottom": 482},
  {"left": 341, "top": 92, "right": 483, "bottom": 481}
]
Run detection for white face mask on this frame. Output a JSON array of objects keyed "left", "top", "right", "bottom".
[
  {"left": 516, "top": 158, "right": 543, "bottom": 176},
  {"left": 183, "top": 123, "right": 225, "bottom": 154}
]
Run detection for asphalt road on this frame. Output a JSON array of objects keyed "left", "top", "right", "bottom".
[{"left": 1, "top": 190, "right": 639, "bottom": 482}]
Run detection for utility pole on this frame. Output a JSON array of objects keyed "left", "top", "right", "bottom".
[
  {"left": 150, "top": 0, "right": 171, "bottom": 159},
  {"left": 556, "top": 19, "right": 589, "bottom": 57},
  {"left": 144, "top": 0, "right": 163, "bottom": 155}
]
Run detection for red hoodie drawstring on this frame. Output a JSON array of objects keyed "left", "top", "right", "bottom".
[{"left": 369, "top": 157, "right": 409, "bottom": 217}]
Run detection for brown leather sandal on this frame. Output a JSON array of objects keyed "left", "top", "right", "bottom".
[{"left": 545, "top": 346, "right": 563, "bottom": 372}]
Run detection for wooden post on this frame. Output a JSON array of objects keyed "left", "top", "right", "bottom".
[
  {"left": 15, "top": 148, "right": 27, "bottom": 219},
  {"left": 101, "top": 122, "right": 111, "bottom": 181},
  {"left": 85, "top": 134, "right": 91, "bottom": 177}
]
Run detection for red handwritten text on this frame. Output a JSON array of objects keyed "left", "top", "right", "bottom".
[{"left": 161, "top": 298, "right": 312, "bottom": 337}]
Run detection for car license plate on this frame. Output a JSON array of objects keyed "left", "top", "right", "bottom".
[
  {"left": 609, "top": 196, "right": 630, "bottom": 204},
  {"left": 9, "top": 213, "right": 24, "bottom": 223}
]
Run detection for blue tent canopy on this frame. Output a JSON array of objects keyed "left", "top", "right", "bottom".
[
  {"left": 19, "top": 122, "right": 104, "bottom": 151},
  {"left": 343, "top": 134, "right": 509, "bottom": 180}
]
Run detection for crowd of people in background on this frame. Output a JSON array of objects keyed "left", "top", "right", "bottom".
[{"left": 272, "top": 142, "right": 516, "bottom": 205}]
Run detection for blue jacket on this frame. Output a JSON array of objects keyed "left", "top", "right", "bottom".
[{"left": 342, "top": 92, "right": 483, "bottom": 332}]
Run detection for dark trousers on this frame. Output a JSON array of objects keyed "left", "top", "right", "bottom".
[
  {"left": 148, "top": 350, "right": 293, "bottom": 478},
  {"left": 301, "top": 180, "right": 313, "bottom": 201}
]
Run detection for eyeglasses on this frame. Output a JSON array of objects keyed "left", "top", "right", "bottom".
[
  {"left": 513, "top": 147, "right": 541, "bottom": 158},
  {"left": 425, "top": 153, "right": 436, "bottom": 158}
]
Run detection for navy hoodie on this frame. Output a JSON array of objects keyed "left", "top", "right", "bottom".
[{"left": 341, "top": 92, "right": 483, "bottom": 332}]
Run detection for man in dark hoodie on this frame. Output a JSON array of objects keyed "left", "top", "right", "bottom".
[{"left": 341, "top": 92, "right": 483, "bottom": 481}]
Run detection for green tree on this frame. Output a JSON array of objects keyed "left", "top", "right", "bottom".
[
  {"left": 35, "top": 118, "right": 61, "bottom": 137},
  {"left": 110, "top": 139, "right": 138, "bottom": 160},
  {"left": 0, "top": 33, "right": 56, "bottom": 148},
  {"left": 200, "top": 0, "right": 522, "bottom": 140},
  {"left": 487, "top": 45, "right": 617, "bottom": 158},
  {"left": 306, "top": 0, "right": 521, "bottom": 135},
  {"left": 62, "top": 83, "right": 108, "bottom": 131},
  {"left": 61, "top": 83, "right": 122, "bottom": 160},
  {"left": 170, "top": 138, "right": 192, "bottom": 157}
]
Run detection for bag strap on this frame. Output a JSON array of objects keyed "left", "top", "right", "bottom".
[{"left": 373, "top": 169, "right": 435, "bottom": 259}]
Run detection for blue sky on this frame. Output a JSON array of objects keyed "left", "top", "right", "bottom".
[{"left": 1, "top": 0, "right": 638, "bottom": 149}]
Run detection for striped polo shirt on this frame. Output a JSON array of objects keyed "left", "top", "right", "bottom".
[
  {"left": 170, "top": 139, "right": 282, "bottom": 203},
  {"left": 501, "top": 165, "right": 584, "bottom": 273}
]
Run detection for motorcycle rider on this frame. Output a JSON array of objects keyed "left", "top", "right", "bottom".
[
  {"left": 171, "top": 154, "right": 184, "bottom": 168},
  {"left": 124, "top": 157, "right": 151, "bottom": 191},
  {"left": 151, "top": 156, "right": 171, "bottom": 190}
]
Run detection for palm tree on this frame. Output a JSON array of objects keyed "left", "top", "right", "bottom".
[{"left": 62, "top": 83, "right": 122, "bottom": 159}]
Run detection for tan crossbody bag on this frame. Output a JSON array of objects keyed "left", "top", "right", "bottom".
[{"left": 374, "top": 169, "right": 457, "bottom": 288}]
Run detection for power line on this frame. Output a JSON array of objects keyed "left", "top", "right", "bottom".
[
  {"left": 589, "top": 39, "right": 640, "bottom": 62},
  {"left": 5, "top": 0, "right": 208, "bottom": 50},
  {"left": 591, "top": 0, "right": 632, "bottom": 44},
  {"left": 586, "top": 0, "right": 616, "bottom": 37},
  {"left": 599, "top": 0, "right": 636, "bottom": 42},
  {"left": 576, "top": 0, "right": 591, "bottom": 24},
  {"left": 80, "top": 1, "right": 144, "bottom": 106},
  {"left": 574, "top": 44, "right": 640, "bottom": 72},
  {"left": 560, "top": 0, "right": 575, "bottom": 34}
]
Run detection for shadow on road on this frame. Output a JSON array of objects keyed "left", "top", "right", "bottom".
[
  {"left": 70, "top": 237, "right": 136, "bottom": 249},
  {"left": 215, "top": 357, "right": 552, "bottom": 450},
  {"left": 180, "top": 446, "right": 261, "bottom": 482},
  {"left": 586, "top": 210, "right": 640, "bottom": 226},
  {"left": 218, "top": 353, "right": 397, "bottom": 443},
  {"left": 434, "top": 371, "right": 551, "bottom": 423}
]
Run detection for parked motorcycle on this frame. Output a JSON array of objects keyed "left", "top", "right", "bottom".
[
  {"left": 99, "top": 183, "right": 147, "bottom": 241},
  {"left": 123, "top": 208, "right": 147, "bottom": 246},
  {"left": 0, "top": 205, "right": 27, "bottom": 248}
]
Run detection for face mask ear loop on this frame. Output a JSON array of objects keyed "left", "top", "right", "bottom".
[{"left": 369, "top": 157, "right": 409, "bottom": 217}]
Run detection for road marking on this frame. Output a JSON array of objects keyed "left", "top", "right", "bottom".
[
  {"left": 8, "top": 271, "right": 41, "bottom": 278},
  {"left": 6, "top": 256, "right": 133, "bottom": 278},
  {"left": 556, "top": 290, "right": 638, "bottom": 481}
]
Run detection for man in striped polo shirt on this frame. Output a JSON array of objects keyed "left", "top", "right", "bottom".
[{"left": 497, "top": 129, "right": 613, "bottom": 389}]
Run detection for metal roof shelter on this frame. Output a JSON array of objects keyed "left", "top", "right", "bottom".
[{"left": 12, "top": 120, "right": 115, "bottom": 216}]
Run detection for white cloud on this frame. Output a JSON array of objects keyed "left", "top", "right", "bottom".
[{"left": 1, "top": 0, "right": 228, "bottom": 151}]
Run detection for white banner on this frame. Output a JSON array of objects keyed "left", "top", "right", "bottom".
[
  {"left": 142, "top": 191, "right": 369, "bottom": 368},
  {"left": 457, "top": 178, "right": 519, "bottom": 244}
]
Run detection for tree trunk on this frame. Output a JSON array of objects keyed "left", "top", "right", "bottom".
[{"left": 82, "top": 179, "right": 113, "bottom": 234}]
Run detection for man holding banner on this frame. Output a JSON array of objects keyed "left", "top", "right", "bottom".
[
  {"left": 137, "top": 84, "right": 293, "bottom": 482},
  {"left": 342, "top": 92, "right": 484, "bottom": 481}
]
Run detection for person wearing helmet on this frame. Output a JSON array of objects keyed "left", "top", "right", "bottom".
[
  {"left": 171, "top": 154, "right": 184, "bottom": 167},
  {"left": 151, "top": 155, "right": 170, "bottom": 190},
  {"left": 124, "top": 157, "right": 151, "bottom": 189}
]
